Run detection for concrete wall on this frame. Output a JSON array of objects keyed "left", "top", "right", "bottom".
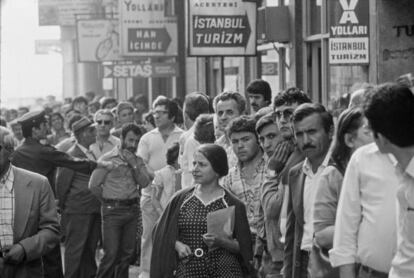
[{"left": 377, "top": 0, "right": 414, "bottom": 82}]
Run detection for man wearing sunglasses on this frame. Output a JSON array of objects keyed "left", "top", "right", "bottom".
[
  {"left": 0, "top": 130, "right": 60, "bottom": 277},
  {"left": 90, "top": 109, "right": 121, "bottom": 159}
]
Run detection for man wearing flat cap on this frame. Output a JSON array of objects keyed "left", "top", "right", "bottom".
[
  {"left": 10, "top": 110, "right": 113, "bottom": 278},
  {"left": 56, "top": 117, "right": 101, "bottom": 278}
]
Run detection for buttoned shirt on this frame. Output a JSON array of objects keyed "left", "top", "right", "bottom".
[
  {"left": 0, "top": 166, "right": 14, "bottom": 249},
  {"left": 330, "top": 143, "right": 398, "bottom": 272},
  {"left": 137, "top": 125, "right": 183, "bottom": 197},
  {"left": 301, "top": 152, "right": 330, "bottom": 251},
  {"left": 96, "top": 147, "right": 140, "bottom": 200},
  {"left": 389, "top": 156, "right": 414, "bottom": 278},
  {"left": 89, "top": 135, "right": 120, "bottom": 159},
  {"left": 222, "top": 157, "right": 267, "bottom": 234}
]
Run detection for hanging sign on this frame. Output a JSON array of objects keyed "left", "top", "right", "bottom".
[
  {"left": 329, "top": 0, "right": 370, "bottom": 64},
  {"left": 119, "top": 0, "right": 178, "bottom": 56},
  {"left": 188, "top": 0, "right": 257, "bottom": 56}
]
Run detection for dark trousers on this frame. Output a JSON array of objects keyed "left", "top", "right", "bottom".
[
  {"left": 358, "top": 265, "right": 388, "bottom": 278},
  {"left": 301, "top": 250, "right": 310, "bottom": 278},
  {"left": 64, "top": 213, "right": 101, "bottom": 278},
  {"left": 43, "top": 243, "right": 64, "bottom": 278},
  {"left": 96, "top": 204, "right": 139, "bottom": 278}
]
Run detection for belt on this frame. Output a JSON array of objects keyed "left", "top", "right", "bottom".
[
  {"left": 103, "top": 198, "right": 139, "bottom": 207},
  {"left": 360, "top": 265, "right": 388, "bottom": 278}
]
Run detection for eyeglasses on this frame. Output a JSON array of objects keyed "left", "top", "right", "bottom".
[
  {"left": 153, "top": 110, "right": 169, "bottom": 116},
  {"left": 96, "top": 120, "right": 111, "bottom": 125},
  {"left": 274, "top": 109, "right": 294, "bottom": 120}
]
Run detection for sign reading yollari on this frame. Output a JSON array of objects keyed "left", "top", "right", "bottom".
[
  {"left": 188, "top": 0, "right": 257, "bottom": 56},
  {"left": 329, "top": 0, "right": 369, "bottom": 65},
  {"left": 119, "top": 0, "right": 178, "bottom": 56},
  {"left": 103, "top": 63, "right": 178, "bottom": 79}
]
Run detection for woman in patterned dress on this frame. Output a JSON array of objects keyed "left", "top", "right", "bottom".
[{"left": 151, "top": 144, "right": 254, "bottom": 278}]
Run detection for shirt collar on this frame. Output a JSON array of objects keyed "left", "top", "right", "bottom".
[
  {"left": 302, "top": 149, "right": 331, "bottom": 177},
  {"left": 406, "top": 156, "right": 414, "bottom": 178}
]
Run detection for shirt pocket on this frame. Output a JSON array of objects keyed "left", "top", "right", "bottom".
[{"left": 405, "top": 210, "right": 414, "bottom": 244}]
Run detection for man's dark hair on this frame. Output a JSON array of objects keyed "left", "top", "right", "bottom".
[
  {"left": 121, "top": 123, "right": 143, "bottom": 139},
  {"left": 255, "top": 113, "right": 276, "bottom": 135},
  {"left": 226, "top": 115, "right": 258, "bottom": 140},
  {"left": 273, "top": 87, "right": 311, "bottom": 109},
  {"left": 365, "top": 83, "right": 414, "bottom": 147},
  {"left": 292, "top": 103, "right": 333, "bottom": 133},
  {"left": 194, "top": 114, "right": 215, "bottom": 144},
  {"left": 153, "top": 96, "right": 179, "bottom": 121},
  {"left": 246, "top": 79, "right": 272, "bottom": 103},
  {"left": 184, "top": 92, "right": 211, "bottom": 122},
  {"left": 213, "top": 91, "right": 246, "bottom": 115},
  {"left": 166, "top": 142, "right": 180, "bottom": 166},
  {"left": 101, "top": 97, "right": 118, "bottom": 109},
  {"left": 72, "top": 96, "right": 88, "bottom": 106}
]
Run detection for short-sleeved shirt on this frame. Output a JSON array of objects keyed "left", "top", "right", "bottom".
[
  {"left": 137, "top": 125, "right": 183, "bottom": 196},
  {"left": 98, "top": 147, "right": 140, "bottom": 200}
]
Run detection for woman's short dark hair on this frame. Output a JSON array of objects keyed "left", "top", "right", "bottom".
[
  {"left": 121, "top": 123, "right": 142, "bottom": 139},
  {"left": 197, "top": 144, "right": 228, "bottom": 178},
  {"left": 194, "top": 114, "right": 215, "bottom": 144},
  {"left": 331, "top": 107, "right": 365, "bottom": 174},
  {"left": 166, "top": 142, "right": 180, "bottom": 166}
]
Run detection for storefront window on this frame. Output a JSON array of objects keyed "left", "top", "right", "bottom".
[
  {"left": 223, "top": 57, "right": 241, "bottom": 92},
  {"left": 328, "top": 65, "right": 368, "bottom": 115},
  {"left": 309, "top": 0, "right": 322, "bottom": 35}
]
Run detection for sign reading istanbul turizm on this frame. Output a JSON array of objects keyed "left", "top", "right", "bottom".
[
  {"left": 119, "top": 0, "right": 177, "bottom": 56},
  {"left": 188, "top": 0, "right": 257, "bottom": 56},
  {"left": 329, "top": 0, "right": 369, "bottom": 64}
]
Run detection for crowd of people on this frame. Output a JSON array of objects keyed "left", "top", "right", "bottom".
[{"left": 0, "top": 79, "right": 413, "bottom": 278}]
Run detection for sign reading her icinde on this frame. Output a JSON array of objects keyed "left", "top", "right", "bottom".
[
  {"left": 329, "top": 0, "right": 370, "bottom": 65},
  {"left": 188, "top": 0, "right": 257, "bottom": 56}
]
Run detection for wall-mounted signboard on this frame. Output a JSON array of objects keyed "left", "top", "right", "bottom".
[
  {"left": 329, "top": 0, "right": 370, "bottom": 65},
  {"left": 187, "top": 0, "right": 257, "bottom": 56},
  {"left": 103, "top": 63, "right": 178, "bottom": 78},
  {"left": 76, "top": 19, "right": 121, "bottom": 62},
  {"left": 119, "top": 0, "right": 178, "bottom": 57},
  {"left": 38, "top": 0, "right": 97, "bottom": 26}
]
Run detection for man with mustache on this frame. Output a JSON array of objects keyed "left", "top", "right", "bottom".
[
  {"left": 246, "top": 79, "right": 272, "bottom": 113},
  {"left": 89, "top": 123, "right": 152, "bottom": 278},
  {"left": 284, "top": 103, "right": 333, "bottom": 278}
]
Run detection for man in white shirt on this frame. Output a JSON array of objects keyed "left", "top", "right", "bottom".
[
  {"left": 284, "top": 103, "right": 333, "bottom": 278},
  {"left": 179, "top": 92, "right": 210, "bottom": 188},
  {"left": 364, "top": 83, "right": 414, "bottom": 278},
  {"left": 89, "top": 109, "right": 120, "bottom": 159},
  {"left": 137, "top": 96, "right": 183, "bottom": 278},
  {"left": 214, "top": 91, "right": 247, "bottom": 169}
]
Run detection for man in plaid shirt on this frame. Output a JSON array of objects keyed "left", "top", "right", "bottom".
[{"left": 0, "top": 129, "right": 60, "bottom": 277}]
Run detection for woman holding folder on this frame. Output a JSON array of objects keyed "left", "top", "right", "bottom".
[{"left": 151, "top": 144, "right": 254, "bottom": 277}]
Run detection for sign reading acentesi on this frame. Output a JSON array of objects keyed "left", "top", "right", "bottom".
[{"left": 193, "top": 15, "right": 251, "bottom": 47}]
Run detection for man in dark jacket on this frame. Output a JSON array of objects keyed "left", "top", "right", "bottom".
[{"left": 56, "top": 117, "right": 101, "bottom": 278}]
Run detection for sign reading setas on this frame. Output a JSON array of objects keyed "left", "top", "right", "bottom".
[
  {"left": 103, "top": 63, "right": 178, "bottom": 78},
  {"left": 188, "top": 0, "right": 256, "bottom": 56}
]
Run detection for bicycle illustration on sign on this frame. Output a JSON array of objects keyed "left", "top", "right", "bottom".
[{"left": 95, "top": 21, "right": 120, "bottom": 61}]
